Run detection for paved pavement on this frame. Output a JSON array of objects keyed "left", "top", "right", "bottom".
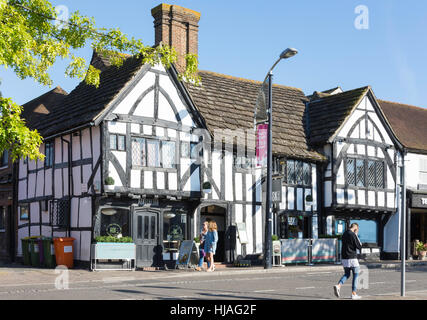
[{"left": 0, "top": 260, "right": 426, "bottom": 300}]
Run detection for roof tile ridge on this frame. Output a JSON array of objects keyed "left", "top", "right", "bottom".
[{"left": 197, "top": 70, "right": 304, "bottom": 92}]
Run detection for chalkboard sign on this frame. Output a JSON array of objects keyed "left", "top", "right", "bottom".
[
  {"left": 175, "top": 240, "right": 198, "bottom": 268},
  {"left": 236, "top": 223, "right": 249, "bottom": 244}
]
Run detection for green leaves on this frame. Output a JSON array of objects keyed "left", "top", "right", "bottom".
[
  {"left": 95, "top": 236, "right": 133, "bottom": 243},
  {"left": 0, "top": 97, "right": 45, "bottom": 162},
  {"left": 0, "top": 0, "right": 200, "bottom": 161}
]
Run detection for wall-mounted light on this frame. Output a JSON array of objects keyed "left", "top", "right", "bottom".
[
  {"left": 101, "top": 208, "right": 117, "bottom": 216},
  {"left": 164, "top": 212, "right": 176, "bottom": 219}
]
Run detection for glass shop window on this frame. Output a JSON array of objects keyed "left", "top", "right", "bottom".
[
  {"left": 350, "top": 219, "right": 378, "bottom": 244},
  {"left": 99, "top": 208, "right": 130, "bottom": 238},
  {"left": 163, "top": 212, "right": 187, "bottom": 242}
]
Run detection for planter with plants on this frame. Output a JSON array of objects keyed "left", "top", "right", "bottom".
[
  {"left": 91, "top": 236, "right": 136, "bottom": 271},
  {"left": 272, "top": 235, "right": 281, "bottom": 254},
  {"left": 416, "top": 242, "right": 427, "bottom": 260},
  {"left": 202, "top": 182, "right": 212, "bottom": 194},
  {"left": 104, "top": 177, "right": 115, "bottom": 191}
]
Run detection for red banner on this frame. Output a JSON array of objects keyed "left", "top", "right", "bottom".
[{"left": 256, "top": 124, "right": 268, "bottom": 167}]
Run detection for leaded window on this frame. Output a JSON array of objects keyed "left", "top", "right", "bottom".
[
  {"left": 347, "top": 158, "right": 356, "bottom": 186},
  {"left": 346, "top": 158, "right": 386, "bottom": 189},
  {"left": 368, "top": 160, "right": 376, "bottom": 188},
  {"left": 296, "top": 161, "right": 304, "bottom": 185},
  {"left": 110, "top": 134, "right": 126, "bottom": 151},
  {"left": 162, "top": 141, "right": 176, "bottom": 169},
  {"left": 303, "top": 163, "right": 311, "bottom": 185},
  {"left": 44, "top": 142, "right": 54, "bottom": 167},
  {"left": 376, "top": 161, "right": 385, "bottom": 189},
  {"left": 147, "top": 139, "right": 160, "bottom": 167},
  {"left": 356, "top": 159, "right": 365, "bottom": 187},
  {"left": 132, "top": 138, "right": 146, "bottom": 166},
  {"left": 287, "top": 160, "right": 295, "bottom": 184}
]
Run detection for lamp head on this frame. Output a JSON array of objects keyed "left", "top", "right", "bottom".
[{"left": 280, "top": 48, "right": 298, "bottom": 60}]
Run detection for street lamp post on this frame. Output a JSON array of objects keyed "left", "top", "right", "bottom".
[{"left": 261, "top": 48, "right": 298, "bottom": 270}]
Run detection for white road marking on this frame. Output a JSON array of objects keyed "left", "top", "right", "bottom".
[
  {"left": 307, "top": 272, "right": 332, "bottom": 275},
  {"left": 296, "top": 286, "right": 316, "bottom": 290},
  {"left": 254, "top": 289, "right": 276, "bottom": 293}
]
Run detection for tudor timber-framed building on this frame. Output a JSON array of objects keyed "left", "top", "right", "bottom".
[
  {"left": 12, "top": 3, "right": 422, "bottom": 266},
  {"left": 14, "top": 4, "right": 325, "bottom": 267}
]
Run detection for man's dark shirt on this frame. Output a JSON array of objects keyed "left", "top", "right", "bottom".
[{"left": 341, "top": 230, "right": 362, "bottom": 260}]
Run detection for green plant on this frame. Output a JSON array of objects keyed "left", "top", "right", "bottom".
[
  {"left": 95, "top": 236, "right": 133, "bottom": 243},
  {"left": 416, "top": 242, "right": 426, "bottom": 252},
  {"left": 194, "top": 236, "right": 200, "bottom": 243},
  {"left": 318, "top": 234, "right": 343, "bottom": 240},
  {"left": 104, "top": 177, "right": 115, "bottom": 185},
  {"left": 272, "top": 235, "right": 279, "bottom": 241},
  {"left": 202, "top": 182, "right": 212, "bottom": 190}
]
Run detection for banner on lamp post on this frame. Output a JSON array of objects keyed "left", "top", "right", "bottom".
[{"left": 256, "top": 124, "right": 268, "bottom": 168}]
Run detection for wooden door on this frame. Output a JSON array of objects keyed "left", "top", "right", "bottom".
[{"left": 133, "top": 210, "right": 159, "bottom": 267}]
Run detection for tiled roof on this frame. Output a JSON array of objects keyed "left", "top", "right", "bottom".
[
  {"left": 379, "top": 100, "right": 427, "bottom": 152},
  {"left": 307, "top": 86, "right": 370, "bottom": 145},
  {"left": 26, "top": 54, "right": 144, "bottom": 137},
  {"left": 21, "top": 86, "right": 68, "bottom": 133},
  {"left": 186, "top": 70, "right": 325, "bottom": 162}
]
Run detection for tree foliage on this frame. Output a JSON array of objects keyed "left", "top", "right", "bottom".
[{"left": 0, "top": 0, "right": 199, "bottom": 161}]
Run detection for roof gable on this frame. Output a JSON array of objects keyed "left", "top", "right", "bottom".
[{"left": 307, "top": 86, "right": 370, "bottom": 145}]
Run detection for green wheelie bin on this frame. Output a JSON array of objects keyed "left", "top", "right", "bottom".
[
  {"left": 42, "top": 237, "right": 56, "bottom": 268},
  {"left": 21, "top": 237, "right": 31, "bottom": 266},
  {"left": 29, "top": 237, "right": 41, "bottom": 267}
]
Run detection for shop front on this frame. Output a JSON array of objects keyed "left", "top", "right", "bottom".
[
  {"left": 94, "top": 197, "right": 199, "bottom": 268},
  {"left": 408, "top": 190, "right": 427, "bottom": 259},
  {"left": 324, "top": 210, "right": 385, "bottom": 260}
]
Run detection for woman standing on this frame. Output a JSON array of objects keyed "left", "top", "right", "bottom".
[
  {"left": 205, "top": 221, "right": 218, "bottom": 272},
  {"left": 196, "top": 221, "right": 209, "bottom": 271}
]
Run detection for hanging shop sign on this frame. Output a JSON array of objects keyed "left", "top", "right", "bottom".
[{"left": 272, "top": 178, "right": 283, "bottom": 205}]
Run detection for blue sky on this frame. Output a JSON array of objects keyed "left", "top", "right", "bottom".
[{"left": 1, "top": 0, "right": 427, "bottom": 107}]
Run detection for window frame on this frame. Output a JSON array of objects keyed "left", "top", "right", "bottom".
[
  {"left": 110, "top": 134, "right": 126, "bottom": 152},
  {"left": 44, "top": 141, "right": 54, "bottom": 168},
  {"left": 346, "top": 157, "right": 386, "bottom": 189}
]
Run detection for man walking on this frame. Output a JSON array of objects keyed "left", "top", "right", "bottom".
[{"left": 333, "top": 223, "right": 363, "bottom": 300}]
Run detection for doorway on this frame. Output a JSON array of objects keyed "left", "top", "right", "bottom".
[
  {"left": 200, "top": 205, "right": 226, "bottom": 263},
  {"left": 133, "top": 209, "right": 160, "bottom": 268}
]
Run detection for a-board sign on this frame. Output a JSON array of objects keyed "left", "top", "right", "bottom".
[
  {"left": 236, "top": 223, "right": 249, "bottom": 244},
  {"left": 176, "top": 240, "right": 197, "bottom": 267}
]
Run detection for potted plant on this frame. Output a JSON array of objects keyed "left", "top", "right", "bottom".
[
  {"left": 104, "top": 177, "right": 115, "bottom": 191},
  {"left": 416, "top": 242, "right": 427, "bottom": 260},
  {"left": 92, "top": 235, "right": 136, "bottom": 271},
  {"left": 202, "top": 182, "right": 212, "bottom": 194}
]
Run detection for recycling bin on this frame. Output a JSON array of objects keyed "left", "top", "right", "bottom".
[
  {"left": 29, "top": 237, "right": 41, "bottom": 267},
  {"left": 37, "top": 238, "right": 45, "bottom": 267},
  {"left": 42, "top": 237, "right": 56, "bottom": 268},
  {"left": 21, "top": 237, "right": 31, "bottom": 266},
  {"left": 53, "top": 238, "right": 75, "bottom": 269}
]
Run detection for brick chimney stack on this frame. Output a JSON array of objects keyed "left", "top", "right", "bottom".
[{"left": 151, "top": 3, "right": 201, "bottom": 73}]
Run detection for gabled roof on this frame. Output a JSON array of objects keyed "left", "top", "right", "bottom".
[
  {"left": 21, "top": 86, "right": 68, "bottom": 133},
  {"left": 379, "top": 100, "right": 427, "bottom": 153},
  {"left": 185, "top": 70, "right": 325, "bottom": 162},
  {"left": 27, "top": 54, "right": 145, "bottom": 137},
  {"left": 307, "top": 86, "right": 370, "bottom": 145}
]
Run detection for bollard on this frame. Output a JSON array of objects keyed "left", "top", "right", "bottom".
[{"left": 306, "top": 239, "right": 314, "bottom": 266}]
